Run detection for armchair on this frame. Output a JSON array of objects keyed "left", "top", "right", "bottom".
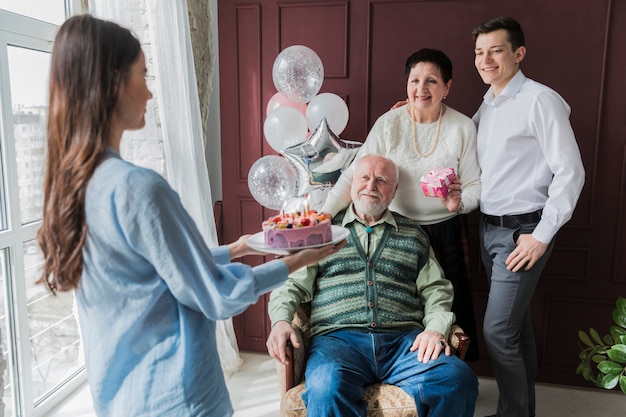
[{"left": 275, "top": 303, "right": 470, "bottom": 417}]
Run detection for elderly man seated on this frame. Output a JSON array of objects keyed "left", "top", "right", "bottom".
[{"left": 266, "top": 155, "right": 478, "bottom": 417}]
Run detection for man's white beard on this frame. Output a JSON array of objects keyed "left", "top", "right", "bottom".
[{"left": 353, "top": 195, "right": 386, "bottom": 218}]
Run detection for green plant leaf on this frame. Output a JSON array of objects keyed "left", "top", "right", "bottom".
[
  {"left": 611, "top": 326, "right": 626, "bottom": 337},
  {"left": 598, "top": 360, "right": 623, "bottom": 375},
  {"left": 578, "top": 297, "right": 626, "bottom": 389},
  {"left": 601, "top": 373, "right": 620, "bottom": 390},
  {"left": 616, "top": 297, "right": 626, "bottom": 316},
  {"left": 614, "top": 304, "right": 626, "bottom": 329},
  {"left": 590, "top": 327, "right": 604, "bottom": 345},
  {"left": 607, "top": 345, "right": 626, "bottom": 363},
  {"left": 610, "top": 328, "right": 626, "bottom": 345},
  {"left": 592, "top": 354, "right": 607, "bottom": 363},
  {"left": 579, "top": 330, "right": 595, "bottom": 348},
  {"left": 595, "top": 373, "right": 604, "bottom": 387},
  {"left": 576, "top": 362, "right": 583, "bottom": 375}
]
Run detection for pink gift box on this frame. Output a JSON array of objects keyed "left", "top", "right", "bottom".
[{"left": 420, "top": 167, "right": 456, "bottom": 198}]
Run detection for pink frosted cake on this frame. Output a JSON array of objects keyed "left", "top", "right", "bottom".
[{"left": 262, "top": 211, "right": 332, "bottom": 248}]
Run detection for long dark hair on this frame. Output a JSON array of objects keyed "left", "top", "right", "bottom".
[{"left": 37, "top": 14, "right": 140, "bottom": 293}]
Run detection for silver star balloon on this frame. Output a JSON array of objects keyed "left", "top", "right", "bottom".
[{"left": 281, "top": 118, "right": 361, "bottom": 196}]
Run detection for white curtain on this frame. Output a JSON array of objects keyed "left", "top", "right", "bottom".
[{"left": 90, "top": 0, "right": 242, "bottom": 377}]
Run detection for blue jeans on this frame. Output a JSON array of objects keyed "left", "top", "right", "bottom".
[{"left": 302, "top": 329, "right": 478, "bottom": 417}]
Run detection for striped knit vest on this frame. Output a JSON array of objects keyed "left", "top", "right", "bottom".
[{"left": 309, "top": 209, "right": 431, "bottom": 337}]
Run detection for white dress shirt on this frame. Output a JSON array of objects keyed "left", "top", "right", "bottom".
[{"left": 473, "top": 70, "right": 585, "bottom": 244}]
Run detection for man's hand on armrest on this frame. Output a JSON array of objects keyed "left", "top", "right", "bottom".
[{"left": 266, "top": 320, "right": 300, "bottom": 365}]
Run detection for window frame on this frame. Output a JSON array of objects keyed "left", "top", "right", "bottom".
[{"left": 0, "top": 3, "right": 87, "bottom": 416}]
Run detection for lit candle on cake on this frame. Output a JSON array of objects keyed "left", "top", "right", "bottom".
[{"left": 305, "top": 193, "right": 311, "bottom": 215}]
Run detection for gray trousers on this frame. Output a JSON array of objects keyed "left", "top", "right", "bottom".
[{"left": 479, "top": 216, "right": 555, "bottom": 417}]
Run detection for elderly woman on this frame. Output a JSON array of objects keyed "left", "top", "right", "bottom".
[{"left": 322, "top": 48, "right": 481, "bottom": 360}]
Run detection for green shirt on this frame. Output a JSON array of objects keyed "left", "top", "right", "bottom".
[{"left": 268, "top": 204, "right": 455, "bottom": 337}]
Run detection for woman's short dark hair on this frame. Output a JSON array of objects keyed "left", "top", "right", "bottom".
[
  {"left": 471, "top": 16, "right": 525, "bottom": 51},
  {"left": 405, "top": 48, "right": 453, "bottom": 83}
]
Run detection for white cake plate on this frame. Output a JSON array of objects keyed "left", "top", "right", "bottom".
[{"left": 247, "top": 225, "right": 350, "bottom": 256}]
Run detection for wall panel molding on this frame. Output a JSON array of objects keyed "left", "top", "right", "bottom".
[
  {"left": 235, "top": 5, "right": 263, "bottom": 181},
  {"left": 276, "top": 1, "right": 349, "bottom": 78},
  {"left": 542, "top": 247, "right": 590, "bottom": 281},
  {"left": 614, "top": 144, "right": 626, "bottom": 282}
]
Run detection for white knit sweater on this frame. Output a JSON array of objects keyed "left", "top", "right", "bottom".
[{"left": 322, "top": 104, "right": 481, "bottom": 225}]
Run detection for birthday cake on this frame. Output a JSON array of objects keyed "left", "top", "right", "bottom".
[{"left": 262, "top": 211, "right": 332, "bottom": 248}]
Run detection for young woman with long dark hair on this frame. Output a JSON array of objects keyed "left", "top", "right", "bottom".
[{"left": 37, "top": 14, "right": 343, "bottom": 416}]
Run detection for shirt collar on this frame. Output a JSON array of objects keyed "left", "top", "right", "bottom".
[
  {"left": 343, "top": 203, "right": 398, "bottom": 231},
  {"left": 483, "top": 69, "right": 526, "bottom": 106},
  {"left": 105, "top": 146, "right": 121, "bottom": 158}
]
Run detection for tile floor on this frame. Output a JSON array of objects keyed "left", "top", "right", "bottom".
[{"left": 48, "top": 351, "right": 626, "bottom": 416}]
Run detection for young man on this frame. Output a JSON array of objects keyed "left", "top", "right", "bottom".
[
  {"left": 472, "top": 16, "right": 585, "bottom": 417},
  {"left": 267, "top": 155, "right": 478, "bottom": 416}
]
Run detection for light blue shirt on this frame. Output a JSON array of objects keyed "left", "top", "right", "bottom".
[
  {"left": 473, "top": 70, "right": 585, "bottom": 243},
  {"left": 77, "top": 149, "right": 288, "bottom": 416}
]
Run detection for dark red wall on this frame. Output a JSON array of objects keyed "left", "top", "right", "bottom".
[{"left": 218, "top": 0, "right": 626, "bottom": 388}]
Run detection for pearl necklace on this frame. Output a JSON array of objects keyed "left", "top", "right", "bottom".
[{"left": 410, "top": 104, "right": 443, "bottom": 158}]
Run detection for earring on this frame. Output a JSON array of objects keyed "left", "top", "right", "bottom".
[{"left": 443, "top": 96, "right": 447, "bottom": 100}]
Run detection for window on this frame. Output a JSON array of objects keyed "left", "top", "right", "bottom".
[
  {"left": 0, "top": 0, "right": 67, "bottom": 25},
  {"left": 0, "top": 2, "right": 86, "bottom": 416}
]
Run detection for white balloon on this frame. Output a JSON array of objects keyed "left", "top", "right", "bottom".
[
  {"left": 266, "top": 92, "right": 307, "bottom": 117},
  {"left": 305, "top": 93, "right": 349, "bottom": 135},
  {"left": 263, "top": 107, "right": 308, "bottom": 152},
  {"left": 272, "top": 45, "right": 324, "bottom": 104},
  {"left": 247, "top": 155, "right": 296, "bottom": 210}
]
